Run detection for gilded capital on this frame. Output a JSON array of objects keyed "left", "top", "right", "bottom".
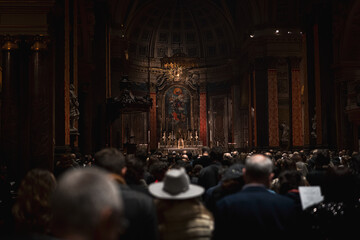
[
  {"left": 1, "top": 36, "right": 19, "bottom": 50},
  {"left": 30, "top": 36, "right": 49, "bottom": 51}
]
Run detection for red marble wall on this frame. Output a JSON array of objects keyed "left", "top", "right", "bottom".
[
  {"left": 200, "top": 92, "right": 207, "bottom": 146},
  {"left": 292, "top": 69, "right": 304, "bottom": 146}
]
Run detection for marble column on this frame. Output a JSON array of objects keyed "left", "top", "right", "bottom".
[
  {"left": 314, "top": 24, "right": 323, "bottom": 145},
  {"left": 28, "top": 36, "right": 53, "bottom": 170},
  {"left": 254, "top": 58, "right": 269, "bottom": 148},
  {"left": 54, "top": 0, "right": 72, "bottom": 160},
  {"left": 1, "top": 37, "right": 20, "bottom": 179},
  {"left": 199, "top": 84, "right": 207, "bottom": 146},
  {"left": 291, "top": 58, "right": 304, "bottom": 146},
  {"left": 267, "top": 65, "right": 279, "bottom": 147},
  {"left": 149, "top": 89, "right": 157, "bottom": 150}
]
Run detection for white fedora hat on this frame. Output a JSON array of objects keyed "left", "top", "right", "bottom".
[{"left": 149, "top": 168, "right": 204, "bottom": 200}]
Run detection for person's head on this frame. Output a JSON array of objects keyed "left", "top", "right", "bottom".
[
  {"left": 349, "top": 153, "right": 360, "bottom": 175},
  {"left": 52, "top": 167, "right": 124, "bottom": 240},
  {"left": 192, "top": 164, "right": 203, "bottom": 176},
  {"left": 280, "top": 157, "right": 297, "bottom": 172},
  {"left": 221, "top": 163, "right": 246, "bottom": 194},
  {"left": 94, "top": 148, "right": 126, "bottom": 177},
  {"left": 296, "top": 161, "right": 309, "bottom": 177},
  {"left": 187, "top": 151, "right": 193, "bottom": 161},
  {"left": 181, "top": 154, "right": 189, "bottom": 162},
  {"left": 135, "top": 147, "right": 148, "bottom": 163},
  {"left": 313, "top": 149, "right": 330, "bottom": 169},
  {"left": 243, "top": 154, "right": 274, "bottom": 187},
  {"left": 202, "top": 146, "right": 210, "bottom": 156},
  {"left": 149, "top": 161, "right": 169, "bottom": 182},
  {"left": 290, "top": 153, "right": 302, "bottom": 163},
  {"left": 147, "top": 155, "right": 160, "bottom": 168},
  {"left": 125, "top": 156, "right": 146, "bottom": 184},
  {"left": 210, "top": 146, "right": 224, "bottom": 162},
  {"left": 222, "top": 152, "right": 233, "bottom": 166},
  {"left": 278, "top": 170, "right": 306, "bottom": 195},
  {"left": 231, "top": 151, "right": 239, "bottom": 157},
  {"left": 12, "top": 168, "right": 57, "bottom": 235},
  {"left": 148, "top": 167, "right": 204, "bottom": 200}
]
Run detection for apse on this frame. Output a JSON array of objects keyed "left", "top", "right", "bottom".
[{"left": 110, "top": 0, "right": 239, "bottom": 152}]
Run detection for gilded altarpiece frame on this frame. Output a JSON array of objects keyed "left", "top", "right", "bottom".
[
  {"left": 156, "top": 71, "right": 200, "bottom": 143},
  {"left": 157, "top": 84, "right": 199, "bottom": 139}
]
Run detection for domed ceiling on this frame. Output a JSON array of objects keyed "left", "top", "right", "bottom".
[{"left": 126, "top": 0, "right": 236, "bottom": 66}]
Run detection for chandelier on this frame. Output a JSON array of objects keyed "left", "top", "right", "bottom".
[{"left": 161, "top": 51, "right": 199, "bottom": 81}]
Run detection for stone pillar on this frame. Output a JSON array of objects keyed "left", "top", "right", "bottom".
[
  {"left": 28, "top": 36, "right": 54, "bottom": 170},
  {"left": 199, "top": 84, "right": 207, "bottom": 146},
  {"left": 291, "top": 57, "right": 304, "bottom": 146},
  {"left": 254, "top": 58, "right": 269, "bottom": 148},
  {"left": 267, "top": 61, "right": 279, "bottom": 147},
  {"left": 54, "top": 0, "right": 71, "bottom": 158},
  {"left": 92, "top": 0, "right": 109, "bottom": 151},
  {"left": 232, "top": 84, "right": 241, "bottom": 148},
  {"left": 149, "top": 86, "right": 157, "bottom": 150},
  {"left": 314, "top": 24, "right": 323, "bottom": 145},
  {"left": 249, "top": 69, "right": 257, "bottom": 148},
  {"left": 302, "top": 33, "right": 310, "bottom": 146},
  {"left": 1, "top": 37, "right": 20, "bottom": 179},
  {"left": 70, "top": 0, "right": 80, "bottom": 150},
  {"left": 78, "top": 64, "right": 94, "bottom": 154}
]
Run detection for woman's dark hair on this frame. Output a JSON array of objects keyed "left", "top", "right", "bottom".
[
  {"left": 125, "top": 156, "right": 146, "bottom": 184},
  {"left": 12, "top": 168, "right": 57, "bottom": 235},
  {"left": 278, "top": 170, "right": 304, "bottom": 195}
]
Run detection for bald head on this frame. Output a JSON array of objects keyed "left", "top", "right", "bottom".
[{"left": 244, "top": 154, "right": 274, "bottom": 187}]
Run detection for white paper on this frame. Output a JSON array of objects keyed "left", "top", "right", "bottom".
[{"left": 299, "top": 186, "right": 324, "bottom": 210}]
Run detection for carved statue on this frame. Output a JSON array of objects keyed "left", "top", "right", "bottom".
[
  {"left": 185, "top": 71, "right": 199, "bottom": 90},
  {"left": 177, "top": 138, "right": 184, "bottom": 149},
  {"left": 311, "top": 114, "right": 317, "bottom": 139},
  {"left": 280, "top": 122, "right": 289, "bottom": 143},
  {"left": 70, "top": 84, "right": 80, "bottom": 131}
]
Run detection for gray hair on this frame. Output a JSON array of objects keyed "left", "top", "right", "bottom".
[
  {"left": 245, "top": 154, "right": 274, "bottom": 181},
  {"left": 52, "top": 167, "right": 123, "bottom": 238}
]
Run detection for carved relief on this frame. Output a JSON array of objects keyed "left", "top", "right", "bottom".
[
  {"left": 156, "top": 70, "right": 199, "bottom": 92},
  {"left": 70, "top": 84, "right": 80, "bottom": 131}
]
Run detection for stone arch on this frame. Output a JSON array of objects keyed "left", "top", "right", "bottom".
[{"left": 341, "top": 0, "right": 360, "bottom": 62}]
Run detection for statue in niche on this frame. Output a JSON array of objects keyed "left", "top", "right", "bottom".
[
  {"left": 70, "top": 84, "right": 80, "bottom": 131},
  {"left": 311, "top": 114, "right": 317, "bottom": 139},
  {"left": 185, "top": 72, "right": 199, "bottom": 90},
  {"left": 280, "top": 122, "right": 289, "bottom": 144}
]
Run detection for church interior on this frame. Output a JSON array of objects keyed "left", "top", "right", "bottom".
[{"left": 0, "top": 0, "right": 360, "bottom": 182}]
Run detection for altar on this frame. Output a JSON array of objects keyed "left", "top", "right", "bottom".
[
  {"left": 158, "top": 128, "right": 203, "bottom": 154},
  {"left": 159, "top": 147, "right": 203, "bottom": 155}
]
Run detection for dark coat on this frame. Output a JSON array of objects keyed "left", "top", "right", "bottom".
[
  {"left": 213, "top": 185, "right": 297, "bottom": 240},
  {"left": 197, "top": 162, "right": 221, "bottom": 191},
  {"left": 119, "top": 184, "right": 158, "bottom": 240},
  {"left": 192, "top": 155, "right": 211, "bottom": 168}
]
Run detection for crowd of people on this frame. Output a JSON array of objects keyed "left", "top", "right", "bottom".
[{"left": 0, "top": 146, "right": 359, "bottom": 240}]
